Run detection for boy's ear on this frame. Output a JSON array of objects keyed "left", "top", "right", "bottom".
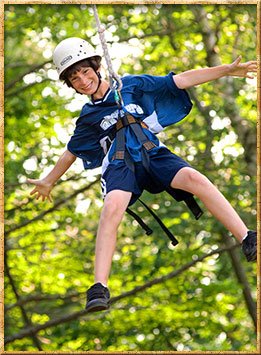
[{"left": 97, "top": 65, "right": 102, "bottom": 73}]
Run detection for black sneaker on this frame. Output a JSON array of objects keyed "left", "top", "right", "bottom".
[
  {"left": 85, "top": 283, "right": 110, "bottom": 313},
  {"left": 241, "top": 230, "right": 257, "bottom": 262}
]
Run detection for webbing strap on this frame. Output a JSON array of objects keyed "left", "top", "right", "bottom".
[
  {"left": 140, "top": 146, "right": 151, "bottom": 173},
  {"left": 113, "top": 125, "right": 125, "bottom": 161},
  {"left": 112, "top": 114, "right": 156, "bottom": 171},
  {"left": 184, "top": 196, "right": 203, "bottom": 220},
  {"left": 165, "top": 187, "right": 203, "bottom": 220},
  {"left": 138, "top": 199, "right": 179, "bottom": 246},
  {"left": 124, "top": 115, "right": 136, "bottom": 125},
  {"left": 111, "top": 122, "right": 135, "bottom": 172},
  {"left": 126, "top": 208, "right": 153, "bottom": 235},
  {"left": 128, "top": 120, "right": 156, "bottom": 151},
  {"left": 124, "top": 149, "right": 135, "bottom": 172}
]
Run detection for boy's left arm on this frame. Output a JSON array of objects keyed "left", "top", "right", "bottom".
[{"left": 173, "top": 56, "right": 257, "bottom": 89}]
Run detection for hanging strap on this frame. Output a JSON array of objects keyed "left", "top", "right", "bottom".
[
  {"left": 184, "top": 195, "right": 203, "bottom": 220},
  {"left": 126, "top": 208, "right": 153, "bottom": 236},
  {"left": 126, "top": 200, "right": 179, "bottom": 246},
  {"left": 166, "top": 187, "right": 203, "bottom": 220},
  {"left": 127, "top": 117, "right": 157, "bottom": 173},
  {"left": 138, "top": 199, "right": 179, "bottom": 246},
  {"left": 113, "top": 124, "right": 135, "bottom": 172},
  {"left": 113, "top": 120, "right": 125, "bottom": 161}
]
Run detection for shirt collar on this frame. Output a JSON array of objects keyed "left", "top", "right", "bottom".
[{"left": 89, "top": 87, "right": 111, "bottom": 105}]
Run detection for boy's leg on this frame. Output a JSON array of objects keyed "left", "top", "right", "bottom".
[
  {"left": 94, "top": 189, "right": 132, "bottom": 285},
  {"left": 170, "top": 167, "right": 248, "bottom": 242},
  {"left": 85, "top": 189, "right": 132, "bottom": 312}
]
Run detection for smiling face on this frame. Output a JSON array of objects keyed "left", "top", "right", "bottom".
[
  {"left": 68, "top": 66, "right": 100, "bottom": 96},
  {"left": 61, "top": 57, "right": 109, "bottom": 99}
]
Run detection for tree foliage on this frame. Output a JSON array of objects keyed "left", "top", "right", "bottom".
[{"left": 4, "top": 3, "right": 257, "bottom": 352}]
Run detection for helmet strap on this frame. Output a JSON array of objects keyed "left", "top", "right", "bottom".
[{"left": 91, "top": 71, "right": 102, "bottom": 99}]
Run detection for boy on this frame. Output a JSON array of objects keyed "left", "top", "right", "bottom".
[{"left": 28, "top": 37, "right": 257, "bottom": 313}]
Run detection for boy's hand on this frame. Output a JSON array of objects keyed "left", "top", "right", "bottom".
[
  {"left": 27, "top": 178, "right": 53, "bottom": 203},
  {"left": 228, "top": 56, "right": 257, "bottom": 79}
]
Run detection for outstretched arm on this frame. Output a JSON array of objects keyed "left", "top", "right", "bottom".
[
  {"left": 174, "top": 56, "right": 257, "bottom": 89},
  {"left": 27, "top": 149, "right": 76, "bottom": 202}
]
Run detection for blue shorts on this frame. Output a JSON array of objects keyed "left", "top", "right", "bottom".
[{"left": 101, "top": 147, "right": 192, "bottom": 206}]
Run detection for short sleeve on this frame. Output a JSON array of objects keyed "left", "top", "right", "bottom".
[
  {"left": 67, "top": 120, "right": 105, "bottom": 170},
  {"left": 132, "top": 72, "right": 193, "bottom": 127},
  {"left": 133, "top": 72, "right": 182, "bottom": 95}
]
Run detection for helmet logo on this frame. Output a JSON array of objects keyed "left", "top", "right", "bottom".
[{"left": 60, "top": 55, "right": 73, "bottom": 67}]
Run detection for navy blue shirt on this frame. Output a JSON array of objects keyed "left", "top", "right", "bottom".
[{"left": 67, "top": 72, "right": 192, "bottom": 171}]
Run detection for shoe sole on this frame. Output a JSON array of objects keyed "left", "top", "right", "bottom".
[{"left": 85, "top": 299, "right": 110, "bottom": 313}]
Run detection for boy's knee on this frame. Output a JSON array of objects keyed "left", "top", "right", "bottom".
[
  {"left": 101, "top": 191, "right": 130, "bottom": 222},
  {"left": 172, "top": 167, "right": 210, "bottom": 190}
]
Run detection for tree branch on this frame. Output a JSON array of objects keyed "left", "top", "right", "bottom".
[
  {"left": 5, "top": 291, "right": 84, "bottom": 313},
  {"left": 5, "top": 78, "right": 52, "bottom": 98},
  {"left": 4, "top": 247, "right": 43, "bottom": 350},
  {"left": 4, "top": 243, "right": 240, "bottom": 344},
  {"left": 221, "top": 233, "right": 257, "bottom": 329},
  {"left": 4, "top": 60, "right": 52, "bottom": 92},
  {"left": 5, "top": 62, "right": 35, "bottom": 71}
]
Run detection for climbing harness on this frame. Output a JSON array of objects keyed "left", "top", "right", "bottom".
[
  {"left": 102, "top": 105, "right": 203, "bottom": 246},
  {"left": 92, "top": 5, "right": 203, "bottom": 246},
  {"left": 111, "top": 114, "right": 157, "bottom": 170}
]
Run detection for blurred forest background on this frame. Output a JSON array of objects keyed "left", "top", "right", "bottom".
[{"left": 4, "top": 3, "right": 257, "bottom": 352}]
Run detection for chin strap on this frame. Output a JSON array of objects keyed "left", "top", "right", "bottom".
[{"left": 91, "top": 72, "right": 102, "bottom": 100}]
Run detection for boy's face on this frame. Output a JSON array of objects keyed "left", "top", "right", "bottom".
[{"left": 68, "top": 66, "right": 100, "bottom": 95}]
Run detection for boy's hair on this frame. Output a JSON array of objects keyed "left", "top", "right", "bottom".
[{"left": 61, "top": 56, "right": 101, "bottom": 88}]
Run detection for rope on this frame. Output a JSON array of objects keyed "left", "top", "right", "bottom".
[{"left": 92, "top": 4, "right": 123, "bottom": 99}]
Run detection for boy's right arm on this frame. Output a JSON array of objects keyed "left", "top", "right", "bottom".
[{"left": 27, "top": 149, "right": 76, "bottom": 202}]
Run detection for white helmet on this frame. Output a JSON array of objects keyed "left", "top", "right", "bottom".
[{"left": 53, "top": 37, "right": 101, "bottom": 78}]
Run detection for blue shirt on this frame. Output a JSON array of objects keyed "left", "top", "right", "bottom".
[{"left": 67, "top": 72, "right": 192, "bottom": 171}]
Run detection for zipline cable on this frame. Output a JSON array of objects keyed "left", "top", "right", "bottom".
[{"left": 92, "top": 4, "right": 124, "bottom": 106}]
